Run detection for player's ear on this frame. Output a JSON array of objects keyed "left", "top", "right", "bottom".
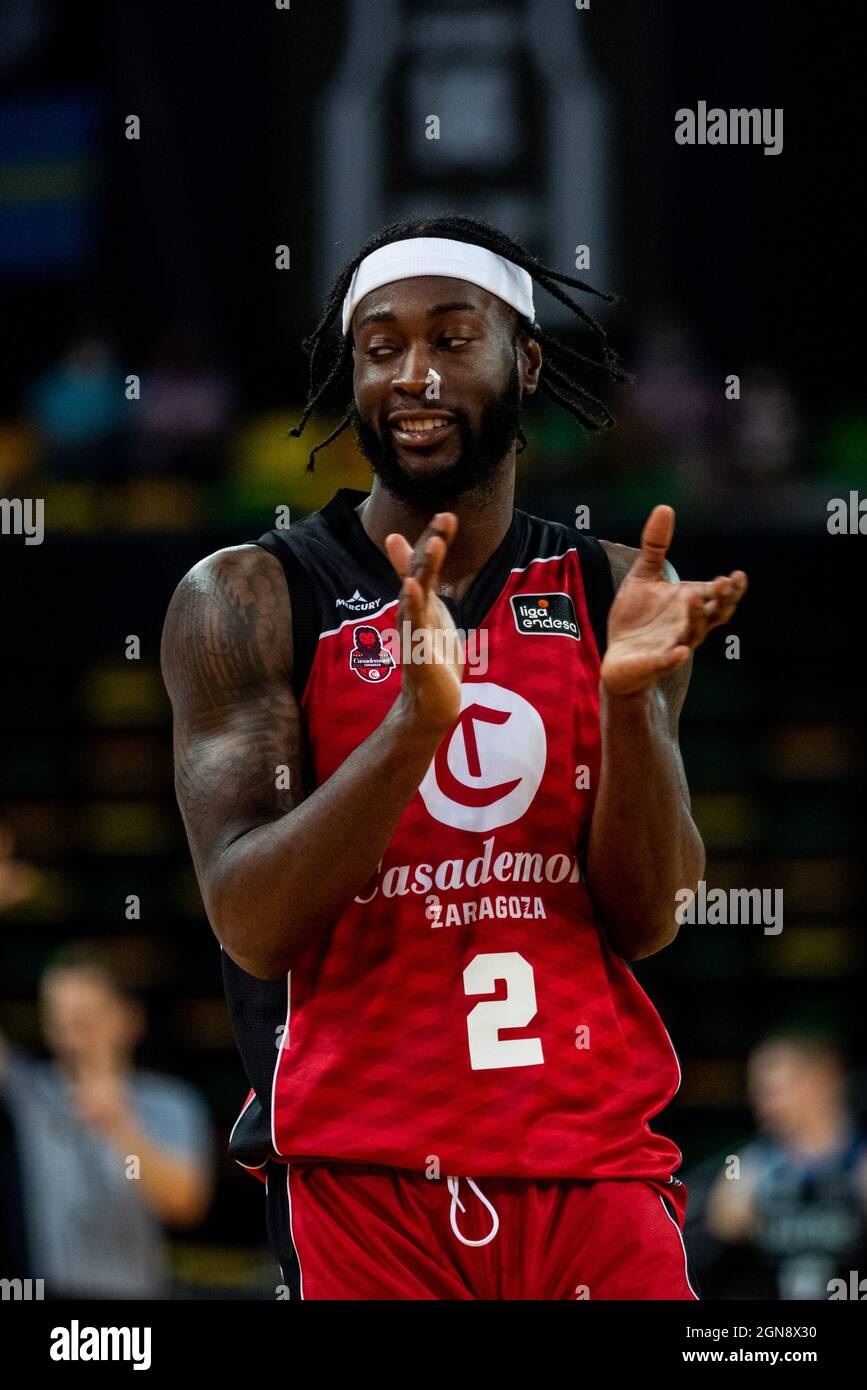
[{"left": 518, "top": 329, "right": 542, "bottom": 397}]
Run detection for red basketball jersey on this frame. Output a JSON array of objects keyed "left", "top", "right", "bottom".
[{"left": 223, "top": 488, "right": 683, "bottom": 1182}]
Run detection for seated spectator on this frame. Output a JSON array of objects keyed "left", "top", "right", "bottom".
[{"left": 0, "top": 943, "right": 214, "bottom": 1299}]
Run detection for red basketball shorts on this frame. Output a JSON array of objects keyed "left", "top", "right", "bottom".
[{"left": 264, "top": 1161, "right": 699, "bottom": 1300}]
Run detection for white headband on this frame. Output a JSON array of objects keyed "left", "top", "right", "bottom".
[{"left": 341, "top": 236, "right": 536, "bottom": 336}]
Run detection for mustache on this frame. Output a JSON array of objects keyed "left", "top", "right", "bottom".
[{"left": 379, "top": 403, "right": 466, "bottom": 430}]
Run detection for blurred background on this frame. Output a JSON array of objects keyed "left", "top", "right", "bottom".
[{"left": 0, "top": 0, "right": 864, "bottom": 1299}]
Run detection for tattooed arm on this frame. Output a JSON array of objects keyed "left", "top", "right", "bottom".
[{"left": 161, "top": 532, "right": 459, "bottom": 980}]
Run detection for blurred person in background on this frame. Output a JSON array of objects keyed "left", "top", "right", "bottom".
[
  {"left": 701, "top": 1032, "right": 867, "bottom": 1299},
  {"left": 129, "top": 324, "right": 235, "bottom": 481},
  {"left": 25, "top": 334, "right": 130, "bottom": 481},
  {"left": 0, "top": 943, "right": 214, "bottom": 1299},
  {"left": 629, "top": 309, "right": 721, "bottom": 500},
  {"left": 0, "top": 824, "right": 36, "bottom": 916},
  {"left": 0, "top": 825, "right": 37, "bottom": 1278},
  {"left": 728, "top": 363, "right": 802, "bottom": 485}
]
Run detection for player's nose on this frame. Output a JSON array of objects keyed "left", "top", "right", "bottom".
[{"left": 392, "top": 342, "right": 433, "bottom": 395}]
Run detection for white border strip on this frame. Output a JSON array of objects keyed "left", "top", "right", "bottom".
[
  {"left": 319, "top": 598, "right": 400, "bottom": 641},
  {"left": 270, "top": 970, "right": 291, "bottom": 1157},
  {"left": 228, "top": 1089, "right": 256, "bottom": 1146},
  {"left": 658, "top": 1194, "right": 700, "bottom": 1300},
  {"left": 287, "top": 1166, "right": 305, "bottom": 1300},
  {"left": 229, "top": 1092, "right": 269, "bottom": 1172},
  {"left": 317, "top": 550, "right": 582, "bottom": 644},
  {"left": 509, "top": 548, "right": 578, "bottom": 576}
]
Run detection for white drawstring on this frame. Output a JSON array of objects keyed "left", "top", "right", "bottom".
[{"left": 447, "top": 1175, "right": 500, "bottom": 1247}]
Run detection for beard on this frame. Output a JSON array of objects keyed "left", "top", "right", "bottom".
[{"left": 349, "top": 361, "right": 522, "bottom": 509}]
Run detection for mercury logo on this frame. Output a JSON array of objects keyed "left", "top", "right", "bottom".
[{"left": 337, "top": 589, "right": 380, "bottom": 611}]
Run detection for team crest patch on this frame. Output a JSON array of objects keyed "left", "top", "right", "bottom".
[
  {"left": 349, "top": 625, "right": 396, "bottom": 682},
  {"left": 510, "top": 593, "right": 581, "bottom": 640}
]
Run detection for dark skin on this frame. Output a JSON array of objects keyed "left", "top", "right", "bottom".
[
  {"left": 161, "top": 275, "right": 747, "bottom": 980},
  {"left": 350, "top": 277, "right": 532, "bottom": 596}
]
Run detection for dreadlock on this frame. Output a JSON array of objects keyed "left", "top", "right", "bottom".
[{"left": 289, "top": 213, "right": 629, "bottom": 471}]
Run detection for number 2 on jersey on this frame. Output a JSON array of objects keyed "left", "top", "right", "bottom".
[{"left": 463, "top": 951, "right": 544, "bottom": 1070}]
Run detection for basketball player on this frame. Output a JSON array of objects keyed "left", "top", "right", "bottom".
[{"left": 161, "top": 215, "right": 747, "bottom": 1300}]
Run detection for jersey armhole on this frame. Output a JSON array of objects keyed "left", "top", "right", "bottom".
[
  {"left": 577, "top": 534, "right": 615, "bottom": 660},
  {"left": 254, "top": 534, "right": 320, "bottom": 703}
]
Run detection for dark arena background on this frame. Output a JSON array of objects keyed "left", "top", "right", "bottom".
[{"left": 0, "top": 0, "right": 865, "bottom": 1335}]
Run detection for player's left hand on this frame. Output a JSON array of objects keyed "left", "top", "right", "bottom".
[{"left": 601, "top": 505, "right": 748, "bottom": 696}]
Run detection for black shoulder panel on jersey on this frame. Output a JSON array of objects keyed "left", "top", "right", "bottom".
[
  {"left": 253, "top": 492, "right": 615, "bottom": 690},
  {"left": 254, "top": 524, "right": 321, "bottom": 702},
  {"left": 574, "top": 532, "right": 615, "bottom": 659},
  {"left": 221, "top": 948, "right": 287, "bottom": 1167},
  {"left": 514, "top": 509, "right": 614, "bottom": 660}
]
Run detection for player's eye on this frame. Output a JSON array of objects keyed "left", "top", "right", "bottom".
[
  {"left": 366, "top": 344, "right": 399, "bottom": 358},
  {"left": 437, "top": 336, "right": 472, "bottom": 350}
]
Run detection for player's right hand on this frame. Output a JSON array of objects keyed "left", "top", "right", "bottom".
[{"left": 384, "top": 513, "right": 464, "bottom": 733}]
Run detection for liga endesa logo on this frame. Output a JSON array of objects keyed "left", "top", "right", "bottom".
[{"left": 510, "top": 593, "right": 581, "bottom": 640}]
